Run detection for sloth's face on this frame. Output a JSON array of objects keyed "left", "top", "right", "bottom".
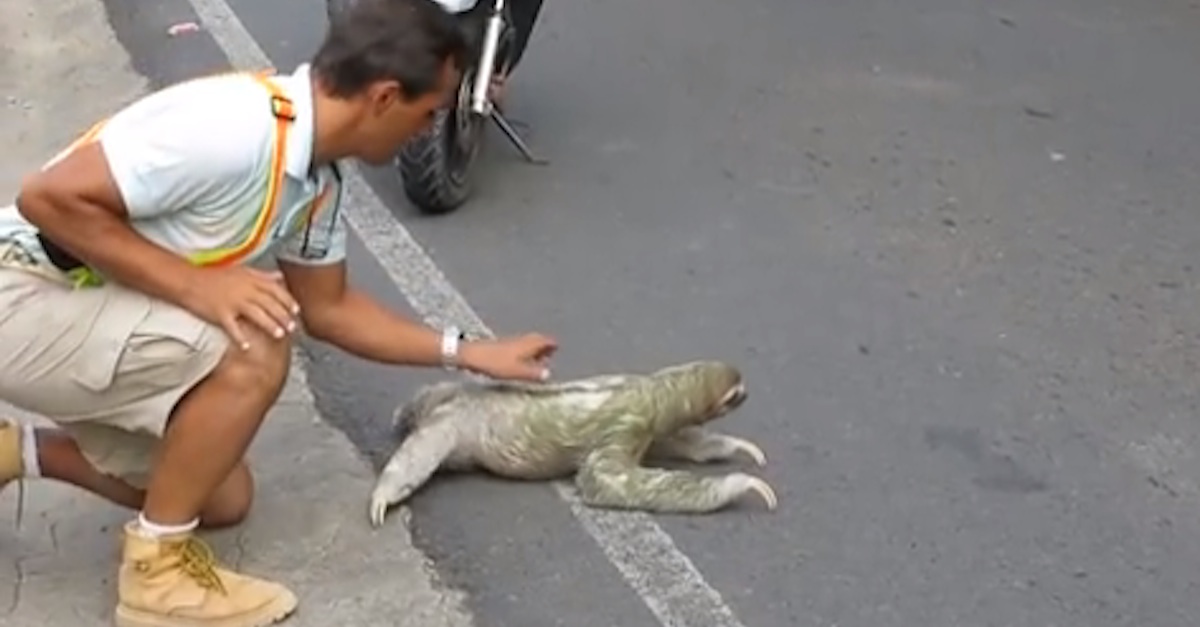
[
  {"left": 673, "top": 360, "right": 746, "bottom": 419},
  {"left": 714, "top": 379, "right": 748, "bottom": 416}
]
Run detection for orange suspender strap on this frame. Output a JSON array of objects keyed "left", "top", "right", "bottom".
[
  {"left": 41, "top": 70, "right": 298, "bottom": 287},
  {"left": 186, "top": 71, "right": 294, "bottom": 267},
  {"left": 61, "top": 119, "right": 109, "bottom": 156}
]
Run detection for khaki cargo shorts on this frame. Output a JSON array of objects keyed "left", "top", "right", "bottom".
[{"left": 0, "top": 242, "right": 229, "bottom": 488}]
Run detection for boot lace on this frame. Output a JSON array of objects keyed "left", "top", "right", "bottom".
[{"left": 168, "top": 536, "right": 229, "bottom": 595}]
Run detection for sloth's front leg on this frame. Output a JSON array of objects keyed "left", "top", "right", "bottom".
[
  {"left": 647, "top": 426, "right": 766, "bottom": 466},
  {"left": 574, "top": 448, "right": 777, "bottom": 514}
]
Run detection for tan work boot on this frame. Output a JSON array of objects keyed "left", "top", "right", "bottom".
[
  {"left": 115, "top": 521, "right": 298, "bottom": 627},
  {"left": 0, "top": 419, "right": 23, "bottom": 488}
]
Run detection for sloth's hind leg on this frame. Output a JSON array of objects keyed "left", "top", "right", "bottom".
[
  {"left": 647, "top": 426, "right": 767, "bottom": 466},
  {"left": 574, "top": 449, "right": 777, "bottom": 514}
]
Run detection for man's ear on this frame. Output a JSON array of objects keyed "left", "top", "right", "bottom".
[{"left": 368, "top": 80, "right": 405, "bottom": 117}]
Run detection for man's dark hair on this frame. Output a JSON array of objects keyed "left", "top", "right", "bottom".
[{"left": 313, "top": 0, "right": 469, "bottom": 101}]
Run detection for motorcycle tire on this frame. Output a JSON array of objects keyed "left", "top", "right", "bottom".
[
  {"left": 394, "top": 0, "right": 543, "bottom": 215},
  {"left": 396, "top": 104, "right": 480, "bottom": 214}
]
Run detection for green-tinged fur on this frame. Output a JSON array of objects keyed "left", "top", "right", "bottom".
[{"left": 369, "top": 360, "right": 776, "bottom": 526}]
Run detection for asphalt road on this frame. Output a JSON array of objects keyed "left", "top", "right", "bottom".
[{"left": 103, "top": 0, "right": 1200, "bottom": 625}]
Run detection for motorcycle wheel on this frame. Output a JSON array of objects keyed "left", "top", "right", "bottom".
[{"left": 396, "top": 67, "right": 485, "bottom": 215}]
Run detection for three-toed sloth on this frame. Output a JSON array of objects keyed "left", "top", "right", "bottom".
[{"left": 369, "top": 360, "right": 776, "bottom": 526}]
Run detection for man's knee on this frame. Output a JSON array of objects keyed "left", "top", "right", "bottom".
[
  {"left": 199, "top": 462, "right": 255, "bottom": 529},
  {"left": 208, "top": 325, "right": 293, "bottom": 401}
]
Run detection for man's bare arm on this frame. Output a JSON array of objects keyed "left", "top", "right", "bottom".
[
  {"left": 276, "top": 259, "right": 452, "bottom": 366},
  {"left": 278, "top": 259, "right": 557, "bottom": 379},
  {"left": 16, "top": 142, "right": 300, "bottom": 348},
  {"left": 15, "top": 142, "right": 205, "bottom": 305}
]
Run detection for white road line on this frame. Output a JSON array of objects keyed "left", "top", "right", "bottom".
[{"left": 186, "top": 0, "right": 749, "bottom": 625}]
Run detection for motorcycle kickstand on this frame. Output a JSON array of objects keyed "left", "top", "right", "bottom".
[{"left": 489, "top": 108, "right": 549, "bottom": 165}]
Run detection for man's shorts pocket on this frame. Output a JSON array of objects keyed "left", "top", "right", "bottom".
[
  {"left": 69, "top": 286, "right": 153, "bottom": 393},
  {"left": 115, "top": 297, "right": 219, "bottom": 392}
]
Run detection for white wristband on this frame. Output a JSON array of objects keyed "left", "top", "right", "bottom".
[{"left": 440, "top": 326, "right": 464, "bottom": 369}]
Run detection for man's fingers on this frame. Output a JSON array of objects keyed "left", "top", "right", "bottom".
[
  {"left": 530, "top": 339, "right": 557, "bottom": 360},
  {"left": 526, "top": 332, "right": 557, "bottom": 345},
  {"left": 255, "top": 276, "right": 301, "bottom": 316},
  {"left": 513, "top": 364, "right": 551, "bottom": 382},
  {"left": 241, "top": 267, "right": 299, "bottom": 315},
  {"left": 220, "top": 314, "right": 251, "bottom": 351},
  {"left": 239, "top": 303, "right": 288, "bottom": 340},
  {"left": 251, "top": 293, "right": 298, "bottom": 335},
  {"left": 529, "top": 334, "right": 558, "bottom": 355}
]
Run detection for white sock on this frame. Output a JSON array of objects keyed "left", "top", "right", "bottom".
[
  {"left": 20, "top": 424, "right": 41, "bottom": 478},
  {"left": 135, "top": 511, "right": 199, "bottom": 538}
]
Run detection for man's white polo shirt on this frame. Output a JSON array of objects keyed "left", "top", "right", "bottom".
[{"left": 0, "top": 63, "right": 346, "bottom": 273}]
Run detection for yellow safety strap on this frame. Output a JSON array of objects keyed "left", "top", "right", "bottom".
[
  {"left": 186, "top": 71, "right": 293, "bottom": 267},
  {"left": 57, "top": 69, "right": 318, "bottom": 287}
]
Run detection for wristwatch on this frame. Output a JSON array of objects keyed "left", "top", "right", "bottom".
[{"left": 440, "top": 325, "right": 467, "bottom": 370}]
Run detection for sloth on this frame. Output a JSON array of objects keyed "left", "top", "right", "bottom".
[{"left": 368, "top": 359, "right": 777, "bottom": 527}]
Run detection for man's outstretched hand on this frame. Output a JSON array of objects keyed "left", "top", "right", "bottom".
[{"left": 460, "top": 333, "right": 558, "bottom": 382}]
